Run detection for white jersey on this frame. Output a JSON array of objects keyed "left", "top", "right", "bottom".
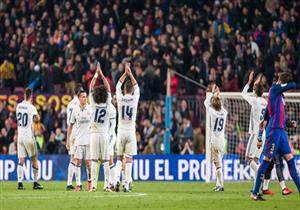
[
  {"left": 204, "top": 93, "right": 228, "bottom": 147},
  {"left": 242, "top": 84, "right": 267, "bottom": 134},
  {"left": 16, "top": 100, "right": 38, "bottom": 137},
  {"left": 70, "top": 104, "right": 91, "bottom": 146},
  {"left": 89, "top": 91, "right": 112, "bottom": 133},
  {"left": 108, "top": 103, "right": 117, "bottom": 138},
  {"left": 116, "top": 81, "right": 140, "bottom": 131},
  {"left": 66, "top": 96, "right": 80, "bottom": 127}
]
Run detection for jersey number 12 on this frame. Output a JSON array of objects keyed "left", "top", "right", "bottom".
[{"left": 94, "top": 108, "right": 106, "bottom": 123}]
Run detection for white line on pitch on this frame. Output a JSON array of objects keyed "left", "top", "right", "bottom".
[{"left": 1, "top": 193, "right": 148, "bottom": 200}]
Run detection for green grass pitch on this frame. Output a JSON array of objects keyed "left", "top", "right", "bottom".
[{"left": 0, "top": 181, "right": 299, "bottom": 210}]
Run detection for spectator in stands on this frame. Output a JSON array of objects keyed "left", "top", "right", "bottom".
[
  {"left": 193, "top": 127, "right": 205, "bottom": 154},
  {"left": 0, "top": 59, "right": 15, "bottom": 92},
  {"left": 8, "top": 133, "right": 17, "bottom": 155}
]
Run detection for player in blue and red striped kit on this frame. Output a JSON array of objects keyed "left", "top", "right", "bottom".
[{"left": 251, "top": 72, "right": 300, "bottom": 201}]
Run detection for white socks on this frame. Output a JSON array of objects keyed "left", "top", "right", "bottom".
[
  {"left": 263, "top": 179, "right": 270, "bottom": 190},
  {"left": 32, "top": 166, "right": 38, "bottom": 182},
  {"left": 74, "top": 164, "right": 81, "bottom": 186},
  {"left": 17, "top": 164, "right": 23, "bottom": 183},
  {"left": 91, "top": 161, "right": 97, "bottom": 189},
  {"left": 263, "top": 180, "right": 286, "bottom": 191},
  {"left": 109, "top": 163, "right": 116, "bottom": 185},
  {"left": 279, "top": 181, "right": 286, "bottom": 190},
  {"left": 250, "top": 160, "right": 259, "bottom": 174},
  {"left": 125, "top": 162, "right": 132, "bottom": 189},
  {"left": 115, "top": 160, "right": 123, "bottom": 184},
  {"left": 103, "top": 162, "right": 110, "bottom": 188},
  {"left": 216, "top": 168, "right": 223, "bottom": 187},
  {"left": 67, "top": 162, "right": 75, "bottom": 186},
  {"left": 121, "top": 169, "right": 125, "bottom": 186}
]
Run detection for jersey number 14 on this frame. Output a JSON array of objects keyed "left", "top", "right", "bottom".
[{"left": 122, "top": 105, "right": 133, "bottom": 120}]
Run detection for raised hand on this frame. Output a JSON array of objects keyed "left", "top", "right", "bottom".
[
  {"left": 215, "top": 86, "right": 220, "bottom": 97},
  {"left": 211, "top": 83, "right": 216, "bottom": 93},
  {"left": 97, "top": 62, "right": 104, "bottom": 77},
  {"left": 254, "top": 73, "right": 263, "bottom": 85},
  {"left": 125, "top": 62, "right": 132, "bottom": 75},
  {"left": 248, "top": 71, "right": 254, "bottom": 85}
]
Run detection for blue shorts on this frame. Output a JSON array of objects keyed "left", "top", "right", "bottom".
[{"left": 263, "top": 128, "right": 291, "bottom": 159}]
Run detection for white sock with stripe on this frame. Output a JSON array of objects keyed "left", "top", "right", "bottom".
[
  {"left": 115, "top": 160, "right": 122, "bottom": 184},
  {"left": 17, "top": 164, "right": 23, "bottom": 183}
]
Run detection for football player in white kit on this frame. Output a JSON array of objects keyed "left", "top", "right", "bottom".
[
  {"left": 241, "top": 71, "right": 267, "bottom": 176},
  {"left": 115, "top": 63, "right": 140, "bottom": 192},
  {"left": 67, "top": 89, "right": 91, "bottom": 192},
  {"left": 204, "top": 84, "right": 227, "bottom": 192},
  {"left": 89, "top": 62, "right": 114, "bottom": 192},
  {"left": 66, "top": 85, "right": 81, "bottom": 191},
  {"left": 16, "top": 88, "right": 43, "bottom": 190},
  {"left": 108, "top": 95, "right": 117, "bottom": 189}
]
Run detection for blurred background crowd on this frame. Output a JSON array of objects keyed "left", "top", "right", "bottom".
[{"left": 0, "top": 0, "right": 300, "bottom": 155}]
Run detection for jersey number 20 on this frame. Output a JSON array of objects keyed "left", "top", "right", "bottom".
[
  {"left": 17, "top": 112, "right": 28, "bottom": 127},
  {"left": 214, "top": 117, "right": 224, "bottom": 132}
]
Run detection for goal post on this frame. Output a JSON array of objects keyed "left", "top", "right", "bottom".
[{"left": 205, "top": 92, "right": 300, "bottom": 182}]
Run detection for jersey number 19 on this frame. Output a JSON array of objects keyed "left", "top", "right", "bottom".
[{"left": 214, "top": 117, "right": 224, "bottom": 132}]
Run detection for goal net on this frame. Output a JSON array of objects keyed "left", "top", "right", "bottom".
[{"left": 205, "top": 92, "right": 300, "bottom": 182}]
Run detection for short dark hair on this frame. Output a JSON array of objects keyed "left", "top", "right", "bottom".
[
  {"left": 24, "top": 88, "right": 32, "bottom": 100},
  {"left": 93, "top": 85, "right": 108, "bottom": 104},
  {"left": 76, "top": 89, "right": 85, "bottom": 97},
  {"left": 75, "top": 84, "right": 83, "bottom": 95},
  {"left": 211, "top": 96, "right": 221, "bottom": 111},
  {"left": 125, "top": 80, "right": 133, "bottom": 93},
  {"left": 254, "top": 83, "right": 263, "bottom": 97},
  {"left": 278, "top": 72, "right": 293, "bottom": 84}
]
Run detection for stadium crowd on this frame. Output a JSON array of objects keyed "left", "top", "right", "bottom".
[{"left": 0, "top": 0, "right": 300, "bottom": 155}]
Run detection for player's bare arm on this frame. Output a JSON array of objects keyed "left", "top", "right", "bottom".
[
  {"left": 66, "top": 124, "right": 73, "bottom": 151},
  {"left": 118, "top": 64, "right": 127, "bottom": 84},
  {"left": 89, "top": 64, "right": 99, "bottom": 98},
  {"left": 126, "top": 63, "right": 137, "bottom": 86},
  {"left": 97, "top": 62, "right": 111, "bottom": 93},
  {"left": 247, "top": 71, "right": 254, "bottom": 85}
]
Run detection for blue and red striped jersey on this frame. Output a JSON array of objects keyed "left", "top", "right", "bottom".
[{"left": 266, "top": 82, "right": 296, "bottom": 129}]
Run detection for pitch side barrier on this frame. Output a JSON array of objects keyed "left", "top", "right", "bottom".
[{"left": 0, "top": 155, "right": 299, "bottom": 181}]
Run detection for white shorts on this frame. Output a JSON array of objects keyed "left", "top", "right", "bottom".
[
  {"left": 211, "top": 144, "right": 223, "bottom": 168},
  {"left": 116, "top": 129, "right": 137, "bottom": 156},
  {"left": 245, "top": 132, "right": 265, "bottom": 159},
  {"left": 90, "top": 133, "right": 109, "bottom": 161},
  {"left": 17, "top": 135, "right": 38, "bottom": 158},
  {"left": 74, "top": 145, "right": 90, "bottom": 160},
  {"left": 108, "top": 134, "right": 116, "bottom": 157}
]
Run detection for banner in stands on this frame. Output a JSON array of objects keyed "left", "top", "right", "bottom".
[
  {"left": 0, "top": 94, "right": 72, "bottom": 112},
  {"left": 0, "top": 155, "right": 299, "bottom": 181}
]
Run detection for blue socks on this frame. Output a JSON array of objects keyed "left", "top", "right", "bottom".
[
  {"left": 252, "top": 160, "right": 270, "bottom": 195},
  {"left": 287, "top": 158, "right": 300, "bottom": 193}
]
